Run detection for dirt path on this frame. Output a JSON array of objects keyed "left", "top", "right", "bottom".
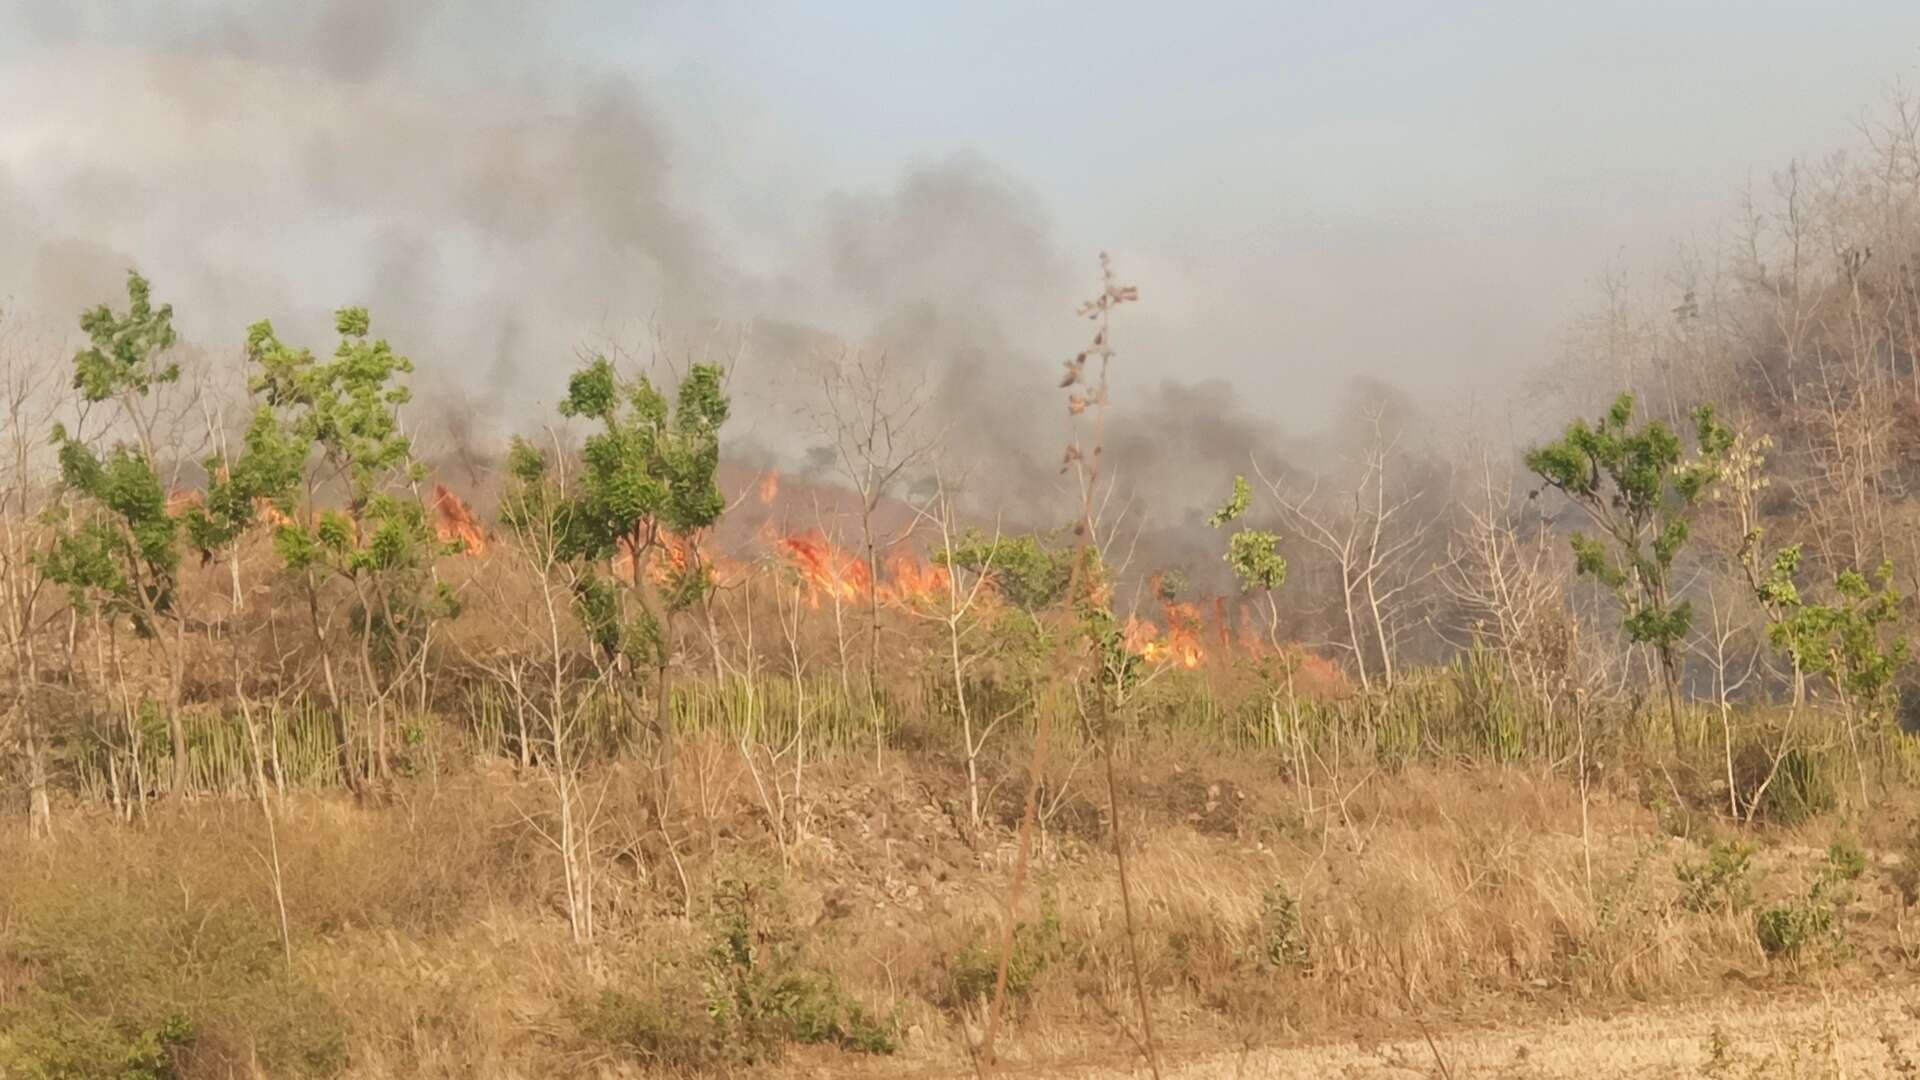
[
  {"left": 811, "top": 986, "right": 1920, "bottom": 1078},
  {"left": 1107, "top": 987, "right": 1920, "bottom": 1078}
]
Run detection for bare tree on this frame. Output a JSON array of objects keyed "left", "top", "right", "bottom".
[
  {"left": 1257, "top": 405, "right": 1434, "bottom": 693},
  {"left": 1438, "top": 445, "right": 1575, "bottom": 731},
  {"left": 0, "top": 312, "right": 59, "bottom": 837},
  {"left": 912, "top": 469, "right": 1011, "bottom": 837},
  {"left": 811, "top": 346, "right": 935, "bottom": 770}
]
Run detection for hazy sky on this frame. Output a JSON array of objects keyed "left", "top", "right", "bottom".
[{"left": 3, "top": 2, "right": 1919, "bottom": 437}]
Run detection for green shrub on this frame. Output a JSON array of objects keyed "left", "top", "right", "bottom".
[
  {"left": 1825, "top": 839, "right": 1868, "bottom": 883},
  {"left": 751, "top": 972, "right": 898, "bottom": 1054},
  {"left": 0, "top": 1010, "right": 192, "bottom": 1080},
  {"left": 1757, "top": 900, "right": 1835, "bottom": 958},
  {"left": 1738, "top": 746, "right": 1838, "bottom": 825},
  {"left": 1254, "top": 883, "right": 1310, "bottom": 970},
  {"left": 700, "top": 872, "right": 898, "bottom": 1060},
  {"left": 1676, "top": 841, "right": 1756, "bottom": 914},
  {"left": 574, "top": 989, "right": 718, "bottom": 1070},
  {"left": 945, "top": 899, "right": 1066, "bottom": 1009},
  {"left": 1755, "top": 842, "right": 1863, "bottom": 961}
]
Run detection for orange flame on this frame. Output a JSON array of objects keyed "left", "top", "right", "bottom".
[
  {"left": 759, "top": 470, "right": 780, "bottom": 504},
  {"left": 1122, "top": 578, "right": 1207, "bottom": 669},
  {"left": 609, "top": 531, "right": 742, "bottom": 590},
  {"left": 774, "top": 532, "right": 950, "bottom": 609},
  {"left": 876, "top": 550, "right": 951, "bottom": 607},
  {"left": 431, "top": 483, "right": 489, "bottom": 556},
  {"left": 777, "top": 532, "right": 867, "bottom": 607},
  {"left": 254, "top": 498, "right": 295, "bottom": 529}
]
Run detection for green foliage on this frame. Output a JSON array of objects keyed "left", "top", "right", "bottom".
[
  {"left": 1211, "top": 478, "right": 1289, "bottom": 591},
  {"left": 249, "top": 309, "right": 418, "bottom": 506},
  {"left": 72, "top": 271, "right": 179, "bottom": 403},
  {"left": 1825, "top": 838, "right": 1868, "bottom": 883},
  {"left": 1526, "top": 394, "right": 1727, "bottom": 678},
  {"left": 559, "top": 356, "right": 730, "bottom": 559},
  {"left": 1676, "top": 841, "right": 1756, "bottom": 914},
  {"left": 245, "top": 311, "right": 456, "bottom": 672},
  {"left": 1756, "top": 899, "right": 1834, "bottom": 959},
  {"left": 1224, "top": 528, "right": 1287, "bottom": 593},
  {"left": 40, "top": 273, "right": 189, "bottom": 636},
  {"left": 498, "top": 437, "right": 575, "bottom": 561},
  {"left": 1755, "top": 843, "right": 1862, "bottom": 961},
  {"left": 1768, "top": 558, "right": 1908, "bottom": 719},
  {"left": 942, "top": 528, "right": 1074, "bottom": 612},
  {"left": 945, "top": 897, "right": 1066, "bottom": 1009},
  {"left": 182, "top": 407, "right": 309, "bottom": 557},
  {"left": 544, "top": 356, "right": 732, "bottom": 668},
  {"left": 1209, "top": 474, "right": 1252, "bottom": 528},
  {"left": 0, "top": 1010, "right": 192, "bottom": 1080},
  {"left": 1254, "top": 883, "right": 1310, "bottom": 970},
  {"left": 701, "top": 872, "right": 897, "bottom": 1060}
]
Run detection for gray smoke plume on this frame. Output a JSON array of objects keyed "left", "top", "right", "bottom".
[{"left": 0, "top": 0, "right": 1369, "bottom": 581}]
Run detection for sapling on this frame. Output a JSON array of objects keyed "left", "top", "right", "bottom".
[{"left": 1527, "top": 393, "right": 1728, "bottom": 755}]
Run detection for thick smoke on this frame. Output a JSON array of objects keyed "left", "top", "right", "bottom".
[{"left": 0, "top": 1, "right": 1354, "bottom": 577}]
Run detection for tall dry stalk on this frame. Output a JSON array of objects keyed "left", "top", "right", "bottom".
[{"left": 982, "top": 254, "right": 1157, "bottom": 1078}]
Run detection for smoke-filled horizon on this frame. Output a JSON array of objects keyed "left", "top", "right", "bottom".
[{"left": 3, "top": 2, "right": 1918, "bottom": 541}]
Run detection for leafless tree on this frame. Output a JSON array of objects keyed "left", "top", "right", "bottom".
[
  {"left": 811, "top": 346, "right": 936, "bottom": 770},
  {"left": 0, "top": 313, "right": 59, "bottom": 837},
  {"left": 912, "top": 468, "right": 1012, "bottom": 837},
  {"left": 1256, "top": 405, "right": 1435, "bottom": 693}
]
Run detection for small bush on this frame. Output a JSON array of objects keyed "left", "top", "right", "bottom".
[
  {"left": 1756, "top": 842, "right": 1862, "bottom": 962},
  {"left": 945, "top": 900, "right": 1066, "bottom": 1009},
  {"left": 1254, "top": 883, "right": 1310, "bottom": 970},
  {"left": 574, "top": 989, "right": 718, "bottom": 1071},
  {"left": 1737, "top": 746, "right": 1838, "bottom": 825},
  {"left": 751, "top": 972, "right": 898, "bottom": 1054},
  {"left": 1824, "top": 838, "right": 1868, "bottom": 883},
  {"left": 1676, "top": 841, "right": 1756, "bottom": 914},
  {"left": 702, "top": 872, "right": 897, "bottom": 1060},
  {"left": 1757, "top": 900, "right": 1835, "bottom": 958},
  {"left": 0, "top": 1010, "right": 193, "bottom": 1080}
]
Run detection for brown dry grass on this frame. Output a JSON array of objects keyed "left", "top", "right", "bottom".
[{"left": 7, "top": 740, "right": 1920, "bottom": 1078}]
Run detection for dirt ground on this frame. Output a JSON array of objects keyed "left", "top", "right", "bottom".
[
  {"left": 815, "top": 984, "right": 1920, "bottom": 1078},
  {"left": 1133, "top": 988, "right": 1920, "bottom": 1078}
]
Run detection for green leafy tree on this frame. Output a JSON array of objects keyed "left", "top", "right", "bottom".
[
  {"left": 1763, "top": 551, "right": 1909, "bottom": 808},
  {"left": 40, "top": 271, "right": 196, "bottom": 798},
  {"left": 1211, "top": 476, "right": 1287, "bottom": 595},
  {"left": 546, "top": 355, "right": 731, "bottom": 811},
  {"left": 246, "top": 308, "right": 455, "bottom": 783},
  {"left": 1211, "top": 474, "right": 1308, "bottom": 756},
  {"left": 1526, "top": 393, "right": 1730, "bottom": 752},
  {"left": 942, "top": 529, "right": 1074, "bottom": 614}
]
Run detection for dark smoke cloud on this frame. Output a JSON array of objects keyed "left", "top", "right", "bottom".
[{"left": 0, "top": 1, "right": 1373, "bottom": 578}]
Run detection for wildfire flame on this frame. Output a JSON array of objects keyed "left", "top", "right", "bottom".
[
  {"left": 431, "top": 483, "right": 489, "bottom": 556},
  {"left": 778, "top": 532, "right": 867, "bottom": 606},
  {"left": 254, "top": 498, "right": 295, "bottom": 529},
  {"left": 1122, "top": 576, "right": 1207, "bottom": 669},
  {"left": 775, "top": 531, "right": 948, "bottom": 609},
  {"left": 758, "top": 470, "right": 780, "bottom": 504}
]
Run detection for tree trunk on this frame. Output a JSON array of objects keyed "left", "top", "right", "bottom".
[
  {"left": 864, "top": 508, "right": 883, "bottom": 771},
  {"left": 168, "top": 615, "right": 189, "bottom": 801},
  {"left": 25, "top": 705, "right": 50, "bottom": 839},
  {"left": 653, "top": 613, "right": 677, "bottom": 818}
]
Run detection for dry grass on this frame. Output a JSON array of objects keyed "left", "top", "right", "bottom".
[{"left": 8, "top": 738, "right": 1920, "bottom": 1078}]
